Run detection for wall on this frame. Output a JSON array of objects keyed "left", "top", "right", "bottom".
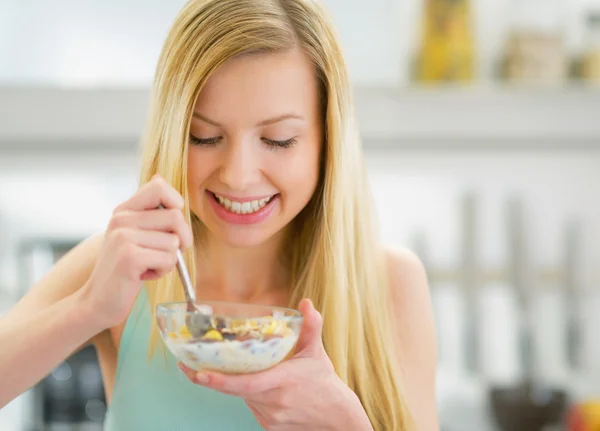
[{"left": 2, "top": 0, "right": 600, "bottom": 87}]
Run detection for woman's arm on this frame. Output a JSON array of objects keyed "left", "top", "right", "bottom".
[
  {"left": 0, "top": 287, "right": 105, "bottom": 407},
  {"left": 387, "top": 247, "right": 440, "bottom": 431},
  {"left": 0, "top": 176, "right": 194, "bottom": 408},
  {"left": 0, "top": 234, "right": 103, "bottom": 408}
]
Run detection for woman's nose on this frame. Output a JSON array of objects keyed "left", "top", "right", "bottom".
[{"left": 218, "top": 139, "right": 261, "bottom": 191}]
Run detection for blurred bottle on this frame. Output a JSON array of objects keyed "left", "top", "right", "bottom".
[
  {"left": 581, "top": 11, "right": 600, "bottom": 84},
  {"left": 416, "top": 0, "right": 475, "bottom": 84},
  {"left": 501, "top": 0, "right": 568, "bottom": 86}
]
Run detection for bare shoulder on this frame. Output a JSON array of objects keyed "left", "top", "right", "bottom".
[
  {"left": 2, "top": 233, "right": 104, "bottom": 323},
  {"left": 384, "top": 245, "right": 440, "bottom": 430},
  {"left": 384, "top": 246, "right": 435, "bottom": 326},
  {"left": 384, "top": 246, "right": 429, "bottom": 298},
  {"left": 384, "top": 244, "right": 435, "bottom": 358}
]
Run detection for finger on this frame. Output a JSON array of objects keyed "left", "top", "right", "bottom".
[
  {"left": 113, "top": 228, "right": 182, "bottom": 252},
  {"left": 193, "top": 368, "right": 285, "bottom": 398},
  {"left": 134, "top": 209, "right": 193, "bottom": 248},
  {"left": 177, "top": 363, "right": 199, "bottom": 382},
  {"left": 109, "top": 209, "right": 193, "bottom": 249},
  {"left": 133, "top": 247, "right": 177, "bottom": 278},
  {"left": 293, "top": 298, "right": 325, "bottom": 357},
  {"left": 177, "top": 363, "right": 271, "bottom": 396},
  {"left": 140, "top": 269, "right": 161, "bottom": 281},
  {"left": 116, "top": 175, "right": 184, "bottom": 212}
]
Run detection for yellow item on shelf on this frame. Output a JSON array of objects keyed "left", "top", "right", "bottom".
[{"left": 416, "top": 0, "right": 475, "bottom": 83}]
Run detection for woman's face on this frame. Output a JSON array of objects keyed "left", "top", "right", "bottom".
[{"left": 187, "top": 47, "right": 323, "bottom": 248}]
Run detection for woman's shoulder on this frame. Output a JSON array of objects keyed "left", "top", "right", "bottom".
[
  {"left": 383, "top": 245, "right": 428, "bottom": 294},
  {"left": 383, "top": 245, "right": 439, "bottom": 430},
  {"left": 382, "top": 244, "right": 435, "bottom": 337},
  {"left": 382, "top": 244, "right": 433, "bottom": 333}
]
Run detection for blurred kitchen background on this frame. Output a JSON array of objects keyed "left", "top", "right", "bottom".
[{"left": 1, "top": 0, "right": 600, "bottom": 430}]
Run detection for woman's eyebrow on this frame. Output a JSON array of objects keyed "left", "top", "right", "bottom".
[{"left": 192, "top": 112, "right": 306, "bottom": 127}]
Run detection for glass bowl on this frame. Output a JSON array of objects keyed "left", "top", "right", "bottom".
[{"left": 156, "top": 301, "right": 303, "bottom": 374}]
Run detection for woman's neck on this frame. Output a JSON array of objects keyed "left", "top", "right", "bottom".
[{"left": 194, "top": 230, "right": 290, "bottom": 303}]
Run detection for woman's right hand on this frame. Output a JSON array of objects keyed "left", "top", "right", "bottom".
[{"left": 81, "top": 175, "right": 194, "bottom": 330}]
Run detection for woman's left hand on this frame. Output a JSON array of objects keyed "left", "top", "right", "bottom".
[{"left": 178, "top": 299, "right": 373, "bottom": 431}]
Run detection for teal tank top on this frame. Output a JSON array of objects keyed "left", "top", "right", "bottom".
[{"left": 104, "top": 289, "right": 265, "bottom": 431}]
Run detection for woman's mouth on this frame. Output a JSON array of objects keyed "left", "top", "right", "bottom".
[
  {"left": 207, "top": 192, "right": 279, "bottom": 224},
  {"left": 212, "top": 193, "right": 275, "bottom": 214}
]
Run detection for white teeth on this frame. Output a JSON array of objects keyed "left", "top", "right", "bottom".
[
  {"left": 217, "top": 196, "right": 233, "bottom": 209},
  {"left": 214, "top": 194, "right": 274, "bottom": 214}
]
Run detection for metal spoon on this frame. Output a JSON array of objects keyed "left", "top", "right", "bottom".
[{"left": 158, "top": 204, "right": 212, "bottom": 336}]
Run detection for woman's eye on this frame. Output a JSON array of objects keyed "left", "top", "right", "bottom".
[
  {"left": 189, "top": 135, "right": 297, "bottom": 149},
  {"left": 262, "top": 137, "right": 298, "bottom": 149},
  {"left": 189, "top": 135, "right": 221, "bottom": 146}
]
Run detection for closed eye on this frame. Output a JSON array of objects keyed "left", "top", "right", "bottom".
[
  {"left": 189, "top": 135, "right": 221, "bottom": 146},
  {"left": 262, "top": 137, "right": 297, "bottom": 149},
  {"left": 188, "top": 135, "right": 297, "bottom": 149}
]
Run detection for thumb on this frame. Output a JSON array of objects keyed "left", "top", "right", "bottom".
[{"left": 294, "top": 298, "right": 325, "bottom": 357}]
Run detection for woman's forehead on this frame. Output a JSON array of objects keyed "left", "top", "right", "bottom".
[{"left": 193, "top": 48, "right": 320, "bottom": 127}]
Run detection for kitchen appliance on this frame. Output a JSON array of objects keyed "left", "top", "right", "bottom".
[{"left": 17, "top": 238, "right": 106, "bottom": 431}]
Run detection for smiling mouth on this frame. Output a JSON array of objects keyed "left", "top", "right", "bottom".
[{"left": 210, "top": 192, "right": 278, "bottom": 215}]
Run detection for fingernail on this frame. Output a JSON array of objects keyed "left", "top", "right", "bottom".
[{"left": 195, "top": 372, "right": 209, "bottom": 384}]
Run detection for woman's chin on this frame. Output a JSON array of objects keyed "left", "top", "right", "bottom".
[{"left": 199, "top": 221, "right": 281, "bottom": 249}]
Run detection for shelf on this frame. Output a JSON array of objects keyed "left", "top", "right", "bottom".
[
  {"left": 1, "top": 84, "right": 600, "bottom": 152},
  {"left": 354, "top": 85, "right": 600, "bottom": 150},
  {"left": 0, "top": 86, "right": 149, "bottom": 152}
]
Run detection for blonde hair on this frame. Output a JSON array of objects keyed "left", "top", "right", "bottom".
[{"left": 138, "top": 0, "right": 413, "bottom": 429}]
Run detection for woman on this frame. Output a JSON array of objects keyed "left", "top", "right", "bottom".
[{"left": 0, "top": 0, "right": 438, "bottom": 429}]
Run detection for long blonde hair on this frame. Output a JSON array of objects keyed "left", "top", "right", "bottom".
[{"left": 138, "top": 0, "right": 413, "bottom": 429}]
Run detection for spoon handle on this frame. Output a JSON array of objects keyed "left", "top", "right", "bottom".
[
  {"left": 175, "top": 248, "right": 196, "bottom": 304},
  {"left": 158, "top": 204, "right": 196, "bottom": 305}
]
